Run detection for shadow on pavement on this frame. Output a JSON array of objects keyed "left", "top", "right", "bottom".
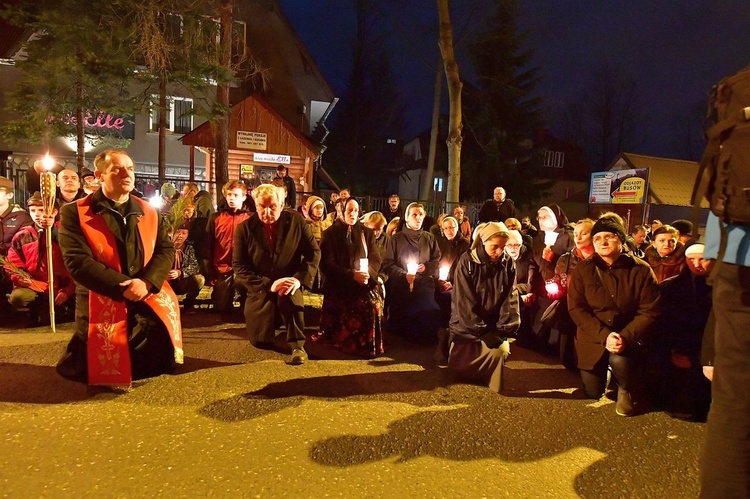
[
  {"left": 199, "top": 369, "right": 455, "bottom": 422},
  {"left": 174, "top": 356, "right": 242, "bottom": 375},
  {"left": 0, "top": 362, "right": 89, "bottom": 403}
]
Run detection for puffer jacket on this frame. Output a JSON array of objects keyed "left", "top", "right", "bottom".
[{"left": 5, "top": 224, "right": 75, "bottom": 296}]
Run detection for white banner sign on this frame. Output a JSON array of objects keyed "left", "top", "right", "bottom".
[
  {"left": 236, "top": 131, "right": 267, "bottom": 150},
  {"left": 253, "top": 152, "right": 290, "bottom": 164}
]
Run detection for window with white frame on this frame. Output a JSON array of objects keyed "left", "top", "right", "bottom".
[
  {"left": 543, "top": 150, "right": 565, "bottom": 168},
  {"left": 150, "top": 96, "right": 193, "bottom": 135}
]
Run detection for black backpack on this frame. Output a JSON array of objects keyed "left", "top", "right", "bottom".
[{"left": 692, "top": 67, "right": 750, "bottom": 225}]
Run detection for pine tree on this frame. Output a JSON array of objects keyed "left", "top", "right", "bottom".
[
  {"left": 324, "top": 0, "right": 405, "bottom": 195},
  {"left": 1, "top": 0, "right": 135, "bottom": 170},
  {"left": 462, "top": 0, "right": 551, "bottom": 206}
]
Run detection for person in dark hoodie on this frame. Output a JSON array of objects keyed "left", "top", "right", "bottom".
[
  {"left": 448, "top": 221, "right": 520, "bottom": 392},
  {"left": 478, "top": 186, "right": 517, "bottom": 223}
]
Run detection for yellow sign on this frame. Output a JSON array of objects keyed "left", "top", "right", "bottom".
[
  {"left": 611, "top": 177, "right": 646, "bottom": 204},
  {"left": 237, "top": 131, "right": 267, "bottom": 150}
]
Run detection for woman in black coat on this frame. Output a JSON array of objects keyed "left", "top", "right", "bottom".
[
  {"left": 315, "top": 198, "right": 384, "bottom": 358},
  {"left": 382, "top": 202, "right": 441, "bottom": 345}
]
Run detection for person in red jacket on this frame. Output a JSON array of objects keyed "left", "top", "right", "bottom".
[
  {"left": 203, "top": 180, "right": 251, "bottom": 313},
  {"left": 5, "top": 192, "right": 75, "bottom": 324}
]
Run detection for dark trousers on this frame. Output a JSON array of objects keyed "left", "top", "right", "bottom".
[
  {"left": 701, "top": 263, "right": 750, "bottom": 498},
  {"left": 170, "top": 274, "right": 205, "bottom": 308},
  {"left": 244, "top": 288, "right": 306, "bottom": 349},
  {"left": 212, "top": 272, "right": 245, "bottom": 313},
  {"left": 580, "top": 351, "right": 631, "bottom": 399}
]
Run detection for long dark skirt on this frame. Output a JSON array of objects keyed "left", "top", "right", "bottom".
[{"left": 314, "top": 286, "right": 385, "bottom": 359}]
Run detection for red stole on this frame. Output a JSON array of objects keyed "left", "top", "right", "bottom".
[{"left": 76, "top": 195, "right": 184, "bottom": 387}]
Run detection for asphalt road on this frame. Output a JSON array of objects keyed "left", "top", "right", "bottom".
[{"left": 0, "top": 312, "right": 704, "bottom": 498}]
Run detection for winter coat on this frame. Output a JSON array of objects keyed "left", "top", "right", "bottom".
[
  {"left": 203, "top": 208, "right": 251, "bottom": 277},
  {"left": 568, "top": 252, "right": 660, "bottom": 370},
  {"left": 449, "top": 243, "right": 520, "bottom": 342},
  {"left": 531, "top": 227, "right": 575, "bottom": 284},
  {"left": 0, "top": 205, "right": 32, "bottom": 256},
  {"left": 478, "top": 198, "right": 518, "bottom": 223},
  {"left": 319, "top": 220, "right": 381, "bottom": 296},
  {"left": 644, "top": 242, "right": 687, "bottom": 284},
  {"left": 6, "top": 224, "right": 75, "bottom": 297},
  {"left": 435, "top": 232, "right": 470, "bottom": 282},
  {"left": 304, "top": 195, "right": 332, "bottom": 243}
]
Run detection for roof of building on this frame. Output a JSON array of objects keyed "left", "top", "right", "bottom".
[{"left": 607, "top": 152, "right": 709, "bottom": 207}]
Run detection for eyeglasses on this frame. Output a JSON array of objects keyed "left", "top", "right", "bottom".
[
  {"left": 505, "top": 243, "right": 522, "bottom": 249},
  {"left": 592, "top": 234, "right": 620, "bottom": 244}
]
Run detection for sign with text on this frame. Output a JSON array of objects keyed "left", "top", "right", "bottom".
[
  {"left": 240, "top": 164, "right": 254, "bottom": 179},
  {"left": 253, "top": 152, "right": 290, "bottom": 164},
  {"left": 236, "top": 131, "right": 267, "bottom": 150},
  {"left": 589, "top": 168, "right": 649, "bottom": 204},
  {"left": 51, "top": 111, "right": 135, "bottom": 139}
]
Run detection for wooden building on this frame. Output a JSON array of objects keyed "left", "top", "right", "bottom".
[{"left": 181, "top": 94, "right": 321, "bottom": 207}]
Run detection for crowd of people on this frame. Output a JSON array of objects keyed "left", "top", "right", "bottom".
[{"left": 0, "top": 155, "right": 715, "bottom": 423}]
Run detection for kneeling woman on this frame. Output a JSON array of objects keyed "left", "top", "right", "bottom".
[
  {"left": 568, "top": 217, "right": 660, "bottom": 416},
  {"left": 316, "top": 198, "right": 384, "bottom": 358},
  {"left": 382, "top": 202, "right": 441, "bottom": 344},
  {"left": 449, "top": 222, "right": 520, "bottom": 392}
]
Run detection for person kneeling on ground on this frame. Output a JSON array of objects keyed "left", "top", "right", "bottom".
[
  {"left": 568, "top": 217, "right": 660, "bottom": 416},
  {"left": 232, "top": 184, "right": 320, "bottom": 365},
  {"left": 448, "top": 222, "right": 520, "bottom": 392}
]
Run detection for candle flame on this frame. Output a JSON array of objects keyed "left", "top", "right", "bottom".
[{"left": 41, "top": 153, "right": 55, "bottom": 171}]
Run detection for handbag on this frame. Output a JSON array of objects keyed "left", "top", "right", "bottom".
[{"left": 540, "top": 299, "right": 562, "bottom": 327}]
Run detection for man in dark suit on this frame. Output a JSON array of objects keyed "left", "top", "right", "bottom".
[{"left": 233, "top": 184, "right": 320, "bottom": 364}]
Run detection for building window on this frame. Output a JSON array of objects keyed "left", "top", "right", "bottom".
[
  {"left": 543, "top": 150, "right": 565, "bottom": 168},
  {"left": 386, "top": 138, "right": 397, "bottom": 144},
  {"left": 150, "top": 96, "right": 193, "bottom": 135},
  {"left": 433, "top": 177, "right": 444, "bottom": 192}
]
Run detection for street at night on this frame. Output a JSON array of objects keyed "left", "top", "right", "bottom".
[{"left": 0, "top": 313, "right": 703, "bottom": 498}]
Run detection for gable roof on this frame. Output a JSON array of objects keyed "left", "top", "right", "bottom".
[
  {"left": 607, "top": 152, "right": 708, "bottom": 207},
  {"left": 181, "top": 92, "right": 319, "bottom": 159}
]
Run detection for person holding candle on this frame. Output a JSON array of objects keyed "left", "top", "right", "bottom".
[
  {"left": 530, "top": 204, "right": 574, "bottom": 352},
  {"left": 434, "top": 216, "right": 470, "bottom": 364},
  {"left": 448, "top": 222, "right": 520, "bottom": 392},
  {"left": 547, "top": 218, "right": 595, "bottom": 369},
  {"left": 5, "top": 193, "right": 75, "bottom": 325},
  {"left": 315, "top": 198, "right": 384, "bottom": 358},
  {"left": 382, "top": 202, "right": 441, "bottom": 345}
]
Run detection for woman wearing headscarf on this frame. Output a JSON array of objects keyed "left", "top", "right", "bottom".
[
  {"left": 315, "top": 198, "right": 384, "bottom": 358},
  {"left": 382, "top": 202, "right": 441, "bottom": 344},
  {"left": 568, "top": 217, "right": 660, "bottom": 416},
  {"left": 448, "top": 222, "right": 520, "bottom": 392},
  {"left": 434, "top": 215, "right": 470, "bottom": 364},
  {"left": 504, "top": 229, "right": 540, "bottom": 349},
  {"left": 530, "top": 203, "right": 574, "bottom": 351}
]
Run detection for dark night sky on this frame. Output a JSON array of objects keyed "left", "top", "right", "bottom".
[{"left": 279, "top": 0, "right": 750, "bottom": 160}]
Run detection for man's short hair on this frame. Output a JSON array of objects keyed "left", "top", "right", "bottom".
[
  {"left": 252, "top": 183, "right": 283, "bottom": 204},
  {"left": 389, "top": 194, "right": 399, "bottom": 200},
  {"left": 631, "top": 224, "right": 647, "bottom": 234},
  {"left": 183, "top": 182, "right": 199, "bottom": 196},
  {"left": 276, "top": 164, "right": 287, "bottom": 173},
  {"left": 57, "top": 168, "right": 79, "bottom": 179},
  {"left": 94, "top": 149, "right": 129, "bottom": 172},
  {"left": 222, "top": 180, "right": 247, "bottom": 196}
]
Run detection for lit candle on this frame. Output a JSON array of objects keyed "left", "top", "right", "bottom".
[
  {"left": 39, "top": 153, "right": 57, "bottom": 334},
  {"left": 359, "top": 258, "right": 369, "bottom": 273},
  {"left": 406, "top": 261, "right": 419, "bottom": 275},
  {"left": 438, "top": 265, "right": 449, "bottom": 281},
  {"left": 406, "top": 261, "right": 419, "bottom": 292}
]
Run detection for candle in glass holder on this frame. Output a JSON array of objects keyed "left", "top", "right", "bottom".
[
  {"left": 438, "top": 265, "right": 449, "bottom": 281},
  {"left": 359, "top": 258, "right": 369, "bottom": 273}
]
